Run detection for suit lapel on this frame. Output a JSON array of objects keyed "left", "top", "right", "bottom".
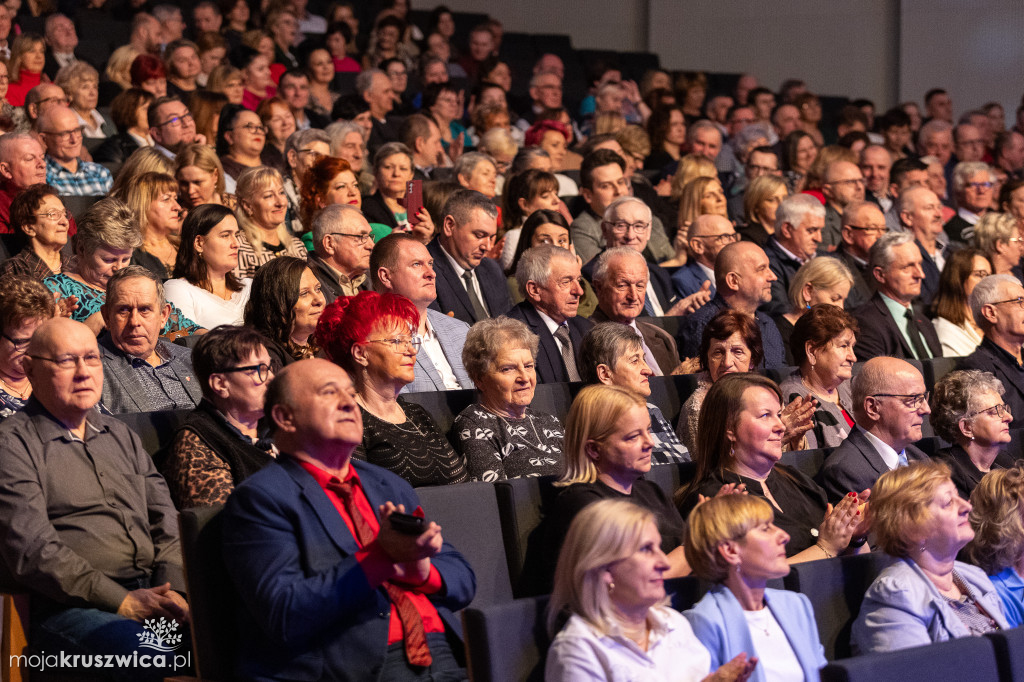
[
  {"left": 874, "top": 296, "right": 914, "bottom": 358},
  {"left": 852, "top": 428, "right": 891, "bottom": 479},
  {"left": 414, "top": 354, "right": 445, "bottom": 390},
  {"left": 281, "top": 458, "right": 361, "bottom": 556},
  {"left": 428, "top": 240, "right": 473, "bottom": 320}
]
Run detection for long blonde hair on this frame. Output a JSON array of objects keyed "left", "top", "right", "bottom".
[
  {"left": 114, "top": 172, "right": 179, "bottom": 239},
  {"left": 235, "top": 165, "right": 291, "bottom": 256},
  {"left": 557, "top": 384, "right": 647, "bottom": 487}
]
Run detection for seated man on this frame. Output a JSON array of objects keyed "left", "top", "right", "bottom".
[
  {"left": 149, "top": 96, "right": 204, "bottom": 159},
  {"left": 0, "top": 318, "right": 189, "bottom": 681},
  {"left": 834, "top": 201, "right": 884, "bottom": 310},
  {"left": 99, "top": 266, "right": 202, "bottom": 413},
  {"left": 507, "top": 244, "right": 593, "bottom": 383},
  {"left": 852, "top": 231, "right": 942, "bottom": 361},
  {"left": 671, "top": 214, "right": 737, "bottom": 299},
  {"left": 278, "top": 68, "right": 330, "bottom": 131},
  {"left": 763, "top": 193, "right": 825, "bottom": 316},
  {"left": 0, "top": 133, "right": 48, "bottom": 234},
  {"left": 958, "top": 274, "right": 1024, "bottom": 430},
  {"left": 944, "top": 161, "right": 995, "bottom": 244},
  {"left": 820, "top": 356, "right": 930, "bottom": 502},
  {"left": 307, "top": 204, "right": 373, "bottom": 303},
  {"left": 899, "top": 186, "right": 949, "bottom": 306},
  {"left": 820, "top": 160, "right": 865, "bottom": 251},
  {"left": 678, "top": 240, "right": 786, "bottom": 367},
  {"left": 589, "top": 247, "right": 679, "bottom": 375},
  {"left": 40, "top": 105, "right": 112, "bottom": 196},
  {"left": 221, "top": 358, "right": 475, "bottom": 680},
  {"left": 371, "top": 232, "right": 474, "bottom": 393}
]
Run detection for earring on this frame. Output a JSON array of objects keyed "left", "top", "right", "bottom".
[{"left": 608, "top": 582, "right": 614, "bottom": 592}]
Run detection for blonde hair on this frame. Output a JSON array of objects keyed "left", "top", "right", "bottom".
[
  {"left": 106, "top": 45, "right": 142, "bottom": 90},
  {"left": 973, "top": 212, "right": 1019, "bottom": 257},
  {"left": 9, "top": 34, "right": 44, "bottom": 80},
  {"left": 235, "top": 165, "right": 291, "bottom": 256},
  {"left": 685, "top": 495, "right": 775, "bottom": 583},
  {"left": 547, "top": 499, "right": 661, "bottom": 636},
  {"left": 594, "top": 111, "right": 627, "bottom": 136},
  {"left": 558, "top": 384, "right": 647, "bottom": 487},
  {"left": 111, "top": 147, "right": 175, "bottom": 196},
  {"left": 616, "top": 125, "right": 651, "bottom": 160},
  {"left": 670, "top": 154, "right": 717, "bottom": 203},
  {"left": 743, "top": 174, "right": 788, "bottom": 226},
  {"left": 207, "top": 64, "right": 243, "bottom": 95},
  {"left": 174, "top": 143, "right": 226, "bottom": 197},
  {"left": 871, "top": 460, "right": 953, "bottom": 558},
  {"left": 114, "top": 172, "right": 179, "bottom": 239},
  {"left": 55, "top": 62, "right": 99, "bottom": 106},
  {"left": 965, "top": 466, "right": 1024, "bottom": 575},
  {"left": 787, "top": 256, "right": 854, "bottom": 312},
  {"left": 677, "top": 176, "right": 723, "bottom": 229}
]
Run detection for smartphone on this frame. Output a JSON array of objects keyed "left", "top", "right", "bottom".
[
  {"left": 389, "top": 511, "right": 427, "bottom": 536},
  {"left": 405, "top": 179, "right": 423, "bottom": 226}
]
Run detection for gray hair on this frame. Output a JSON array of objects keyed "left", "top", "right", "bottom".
[
  {"left": 602, "top": 196, "right": 651, "bottom": 224},
  {"left": 478, "top": 127, "right": 518, "bottom": 158},
  {"left": 973, "top": 212, "right": 1019, "bottom": 256},
  {"left": 774, "top": 192, "right": 825, "bottom": 233},
  {"left": 372, "top": 142, "right": 412, "bottom": 174},
  {"left": 918, "top": 119, "right": 952, "bottom": 146},
  {"left": 868, "top": 230, "right": 915, "bottom": 270},
  {"left": 841, "top": 200, "right": 880, "bottom": 227},
  {"left": 74, "top": 197, "right": 143, "bottom": 257},
  {"left": 510, "top": 146, "right": 551, "bottom": 176},
  {"left": 441, "top": 188, "right": 498, "bottom": 226},
  {"left": 578, "top": 322, "right": 643, "bottom": 384},
  {"left": 453, "top": 152, "right": 496, "bottom": 181},
  {"left": 324, "top": 121, "right": 363, "bottom": 157},
  {"left": 105, "top": 264, "right": 165, "bottom": 309},
  {"left": 952, "top": 161, "right": 996, "bottom": 195},
  {"left": 151, "top": 4, "right": 181, "bottom": 22},
  {"left": 284, "top": 128, "right": 329, "bottom": 158},
  {"left": 731, "top": 122, "right": 772, "bottom": 153},
  {"left": 929, "top": 369, "right": 1005, "bottom": 444},
  {"left": 970, "top": 274, "right": 1023, "bottom": 329},
  {"left": 0, "top": 133, "right": 39, "bottom": 164},
  {"left": 311, "top": 204, "right": 366, "bottom": 255},
  {"left": 686, "top": 119, "right": 722, "bottom": 144},
  {"left": 529, "top": 70, "right": 561, "bottom": 90},
  {"left": 592, "top": 245, "right": 645, "bottom": 287},
  {"left": 356, "top": 69, "right": 385, "bottom": 96},
  {"left": 514, "top": 245, "right": 576, "bottom": 297},
  {"left": 461, "top": 316, "right": 539, "bottom": 385}
]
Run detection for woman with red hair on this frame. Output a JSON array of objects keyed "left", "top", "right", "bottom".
[
  {"left": 130, "top": 54, "right": 168, "bottom": 98},
  {"left": 316, "top": 291, "right": 469, "bottom": 487},
  {"left": 524, "top": 119, "right": 578, "bottom": 196}
]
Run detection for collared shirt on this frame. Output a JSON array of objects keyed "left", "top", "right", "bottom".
[
  {"left": 880, "top": 291, "right": 921, "bottom": 359},
  {"left": 321, "top": 259, "right": 366, "bottom": 298},
  {"left": 645, "top": 281, "right": 665, "bottom": 316},
  {"left": 535, "top": 307, "right": 566, "bottom": 352},
  {"left": 53, "top": 51, "right": 76, "bottom": 70},
  {"left": 861, "top": 426, "right": 903, "bottom": 470},
  {"left": 104, "top": 341, "right": 196, "bottom": 412},
  {"left": 439, "top": 242, "right": 489, "bottom": 315},
  {"left": 0, "top": 246, "right": 65, "bottom": 281},
  {"left": 774, "top": 238, "right": 805, "bottom": 265},
  {"left": 153, "top": 143, "right": 175, "bottom": 159},
  {"left": 629, "top": 320, "right": 663, "bottom": 376},
  {"left": 419, "top": 317, "right": 462, "bottom": 390},
  {"left": 958, "top": 207, "right": 981, "bottom": 225},
  {"left": 0, "top": 400, "right": 183, "bottom": 611},
  {"left": 44, "top": 155, "right": 113, "bottom": 196},
  {"left": 75, "top": 108, "right": 107, "bottom": 138},
  {"left": 697, "top": 261, "right": 716, "bottom": 287}
]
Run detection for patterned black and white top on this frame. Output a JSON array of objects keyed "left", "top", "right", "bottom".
[
  {"left": 451, "top": 404, "right": 564, "bottom": 482},
  {"left": 232, "top": 230, "right": 307, "bottom": 280}
]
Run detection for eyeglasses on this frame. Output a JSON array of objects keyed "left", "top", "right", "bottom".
[
  {"left": 364, "top": 335, "right": 422, "bottom": 352},
  {"left": 217, "top": 363, "right": 272, "bottom": 383},
  {"left": 870, "top": 391, "right": 930, "bottom": 410},
  {"left": 36, "top": 94, "right": 69, "bottom": 107},
  {"left": 2, "top": 332, "right": 31, "bottom": 350},
  {"left": 970, "top": 269, "right": 992, "bottom": 279},
  {"left": 35, "top": 208, "right": 71, "bottom": 222},
  {"left": 297, "top": 148, "right": 324, "bottom": 159},
  {"left": 157, "top": 112, "right": 194, "bottom": 129},
  {"left": 992, "top": 296, "right": 1024, "bottom": 309},
  {"left": 846, "top": 225, "right": 886, "bottom": 234},
  {"left": 694, "top": 232, "right": 740, "bottom": 245},
  {"left": 968, "top": 402, "right": 1012, "bottom": 419},
  {"left": 829, "top": 178, "right": 865, "bottom": 187},
  {"left": 607, "top": 221, "right": 650, "bottom": 234},
  {"left": 329, "top": 232, "right": 373, "bottom": 245},
  {"left": 235, "top": 123, "right": 268, "bottom": 134},
  {"left": 967, "top": 181, "right": 994, "bottom": 191},
  {"left": 28, "top": 353, "right": 102, "bottom": 370},
  {"left": 41, "top": 126, "right": 84, "bottom": 142}
]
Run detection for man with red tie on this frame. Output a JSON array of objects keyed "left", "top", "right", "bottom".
[{"left": 221, "top": 358, "right": 476, "bottom": 681}]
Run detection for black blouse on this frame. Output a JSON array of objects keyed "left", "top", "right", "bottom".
[{"left": 933, "top": 444, "right": 1017, "bottom": 500}]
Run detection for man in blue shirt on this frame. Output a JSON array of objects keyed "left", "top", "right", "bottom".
[{"left": 40, "top": 105, "right": 112, "bottom": 196}]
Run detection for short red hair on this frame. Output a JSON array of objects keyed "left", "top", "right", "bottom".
[
  {"left": 300, "top": 156, "right": 354, "bottom": 229},
  {"left": 315, "top": 291, "right": 419, "bottom": 372},
  {"left": 525, "top": 119, "right": 570, "bottom": 147},
  {"left": 130, "top": 54, "right": 166, "bottom": 86}
]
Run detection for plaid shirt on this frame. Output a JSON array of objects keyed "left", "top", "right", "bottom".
[{"left": 45, "top": 156, "right": 113, "bottom": 196}]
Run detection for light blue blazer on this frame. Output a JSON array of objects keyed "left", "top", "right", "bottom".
[
  {"left": 401, "top": 308, "right": 474, "bottom": 394},
  {"left": 852, "top": 558, "right": 1011, "bottom": 654},
  {"left": 685, "top": 584, "right": 826, "bottom": 682}
]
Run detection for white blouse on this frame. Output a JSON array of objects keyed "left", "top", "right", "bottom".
[
  {"left": 744, "top": 607, "right": 805, "bottom": 682},
  {"left": 933, "top": 316, "right": 982, "bottom": 358},
  {"left": 163, "top": 278, "right": 252, "bottom": 329}
]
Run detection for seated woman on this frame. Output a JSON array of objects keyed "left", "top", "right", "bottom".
[
  {"left": 315, "top": 291, "right": 468, "bottom": 487},
  {"left": 256, "top": 96, "right": 296, "bottom": 175},
  {"left": 499, "top": 168, "right": 562, "bottom": 272},
  {"left": 115, "top": 171, "right": 183, "bottom": 280},
  {"left": 217, "top": 104, "right": 268, "bottom": 191},
  {"left": 853, "top": 461, "right": 1011, "bottom": 653},
  {"left": 677, "top": 309, "right": 814, "bottom": 453},
  {"left": 931, "top": 248, "right": 990, "bottom": 357},
  {"left": 779, "top": 304, "right": 859, "bottom": 449},
  {"left": 175, "top": 143, "right": 237, "bottom": 211},
  {"left": 930, "top": 370, "right": 1015, "bottom": 499},
  {"left": 685, "top": 495, "right": 828, "bottom": 680},
  {"left": 679, "top": 373, "right": 866, "bottom": 562},
  {"left": 243, "top": 256, "right": 323, "bottom": 368},
  {"left": 974, "top": 211, "right": 1024, "bottom": 277},
  {"left": 773, "top": 256, "right": 853, "bottom": 362},
  {"left": 0, "top": 184, "right": 69, "bottom": 281},
  {"left": 546, "top": 498, "right": 757, "bottom": 682},
  {"left": 234, "top": 166, "right": 307, "bottom": 279},
  {"left": 162, "top": 325, "right": 276, "bottom": 509},
  {"left": 664, "top": 175, "right": 728, "bottom": 267},
  {"left": 0, "top": 274, "right": 55, "bottom": 420},
  {"left": 738, "top": 175, "right": 789, "bottom": 247},
  {"left": 451, "top": 317, "right": 563, "bottom": 481},
  {"left": 964, "top": 466, "right": 1024, "bottom": 627},
  {"left": 93, "top": 88, "right": 154, "bottom": 166},
  {"left": 165, "top": 204, "right": 252, "bottom": 329},
  {"left": 579, "top": 322, "right": 690, "bottom": 463},
  {"left": 43, "top": 198, "right": 200, "bottom": 338},
  {"left": 360, "top": 143, "right": 421, "bottom": 235}
]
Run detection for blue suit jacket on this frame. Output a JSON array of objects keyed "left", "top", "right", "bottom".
[
  {"left": 506, "top": 301, "right": 593, "bottom": 383},
  {"left": 427, "top": 238, "right": 513, "bottom": 325},
  {"left": 221, "top": 457, "right": 476, "bottom": 681},
  {"left": 685, "top": 585, "right": 826, "bottom": 682},
  {"left": 671, "top": 260, "right": 715, "bottom": 299},
  {"left": 401, "top": 309, "right": 474, "bottom": 394},
  {"left": 677, "top": 294, "right": 786, "bottom": 368}
]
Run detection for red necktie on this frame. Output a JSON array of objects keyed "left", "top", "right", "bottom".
[{"left": 327, "top": 480, "right": 433, "bottom": 667}]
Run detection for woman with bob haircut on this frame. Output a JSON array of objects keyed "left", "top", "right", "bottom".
[
  {"left": 930, "top": 370, "right": 1015, "bottom": 500},
  {"left": 679, "top": 373, "right": 865, "bottom": 562},
  {"left": 773, "top": 256, "right": 853, "bottom": 362},
  {"left": 545, "top": 498, "right": 757, "bottom": 682},
  {"left": 684, "top": 495, "right": 828, "bottom": 682},
  {"left": 853, "top": 460, "right": 1011, "bottom": 653},
  {"left": 243, "top": 256, "right": 323, "bottom": 367},
  {"left": 93, "top": 88, "right": 155, "bottom": 165},
  {"left": 739, "top": 175, "right": 788, "bottom": 247},
  {"left": 233, "top": 166, "right": 307, "bottom": 279},
  {"left": 165, "top": 204, "right": 252, "bottom": 329},
  {"left": 964, "top": 466, "right": 1024, "bottom": 627},
  {"left": 315, "top": 290, "right": 468, "bottom": 487}
]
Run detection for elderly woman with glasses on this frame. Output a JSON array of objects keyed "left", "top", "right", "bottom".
[
  {"left": 0, "top": 274, "right": 55, "bottom": 420},
  {"left": 930, "top": 370, "right": 1015, "bottom": 500},
  {"left": 0, "top": 184, "right": 69, "bottom": 281},
  {"left": 974, "top": 211, "right": 1024, "bottom": 277},
  {"left": 162, "top": 325, "right": 276, "bottom": 509},
  {"left": 316, "top": 290, "right": 469, "bottom": 487}
]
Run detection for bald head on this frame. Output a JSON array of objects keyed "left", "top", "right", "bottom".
[
  {"left": 688, "top": 214, "right": 735, "bottom": 268},
  {"left": 38, "top": 106, "right": 83, "bottom": 162},
  {"left": 851, "top": 356, "right": 929, "bottom": 450},
  {"left": 714, "top": 240, "right": 761, "bottom": 283},
  {"left": 25, "top": 318, "right": 104, "bottom": 420},
  {"left": 27, "top": 317, "right": 92, "bottom": 357}
]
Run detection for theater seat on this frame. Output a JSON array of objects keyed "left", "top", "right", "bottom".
[
  {"left": 644, "top": 461, "right": 697, "bottom": 498},
  {"left": 495, "top": 475, "right": 559, "bottom": 598},
  {"left": 415, "top": 482, "right": 513, "bottom": 608},
  {"left": 402, "top": 388, "right": 476, "bottom": 436},
  {"left": 779, "top": 448, "right": 829, "bottom": 483},
  {"left": 113, "top": 409, "right": 191, "bottom": 468},
  {"left": 986, "top": 627, "right": 1024, "bottom": 681},
  {"left": 463, "top": 596, "right": 550, "bottom": 682},
  {"left": 819, "top": 635, "right": 1000, "bottom": 682}
]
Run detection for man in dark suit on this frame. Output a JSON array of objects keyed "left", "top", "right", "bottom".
[
  {"left": 835, "top": 201, "right": 883, "bottom": 310},
  {"left": 958, "top": 274, "right": 1024, "bottom": 430},
  {"left": 400, "top": 114, "right": 444, "bottom": 181},
  {"left": 428, "top": 189, "right": 512, "bottom": 324},
  {"left": 852, "top": 231, "right": 942, "bottom": 362},
  {"left": 671, "top": 214, "right": 735, "bottom": 299},
  {"left": 306, "top": 205, "right": 373, "bottom": 303},
  {"left": 278, "top": 70, "right": 330, "bottom": 130},
  {"left": 507, "top": 245, "right": 593, "bottom": 383},
  {"left": 42, "top": 13, "right": 78, "bottom": 80},
  {"left": 589, "top": 247, "right": 680, "bottom": 374},
  {"left": 899, "top": 186, "right": 949, "bottom": 307},
  {"left": 943, "top": 161, "right": 993, "bottom": 244},
  {"left": 821, "top": 357, "right": 931, "bottom": 502},
  {"left": 222, "top": 359, "right": 475, "bottom": 681},
  {"left": 762, "top": 193, "right": 824, "bottom": 316},
  {"left": 359, "top": 69, "right": 402, "bottom": 155}
]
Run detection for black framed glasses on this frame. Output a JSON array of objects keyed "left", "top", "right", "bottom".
[
  {"left": 846, "top": 225, "right": 886, "bottom": 234},
  {"left": 2, "top": 332, "right": 31, "bottom": 350},
  {"left": 870, "top": 392, "right": 930, "bottom": 409},
  {"left": 235, "top": 123, "right": 268, "bottom": 135},
  {"left": 157, "top": 112, "right": 194, "bottom": 129},
  {"left": 967, "top": 402, "right": 1012, "bottom": 419},
  {"left": 694, "top": 232, "right": 740, "bottom": 245},
  {"left": 218, "top": 363, "right": 272, "bottom": 382}
]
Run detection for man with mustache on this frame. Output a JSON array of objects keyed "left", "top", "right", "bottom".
[{"left": 307, "top": 204, "right": 373, "bottom": 302}]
